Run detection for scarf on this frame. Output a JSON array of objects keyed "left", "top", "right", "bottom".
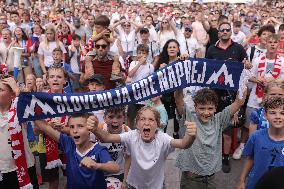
[
  {"left": 44, "top": 89, "right": 67, "bottom": 169},
  {"left": 256, "top": 55, "right": 282, "bottom": 103},
  {"left": 7, "top": 104, "right": 32, "bottom": 188}
]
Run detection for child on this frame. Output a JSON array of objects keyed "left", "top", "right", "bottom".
[
  {"left": 36, "top": 66, "right": 69, "bottom": 189},
  {"left": 231, "top": 21, "right": 246, "bottom": 45},
  {"left": 34, "top": 113, "right": 119, "bottom": 189},
  {"left": 89, "top": 106, "right": 197, "bottom": 189},
  {"left": 249, "top": 81, "right": 284, "bottom": 135},
  {"left": 150, "top": 96, "right": 168, "bottom": 132},
  {"left": 277, "top": 24, "right": 284, "bottom": 56},
  {"left": 52, "top": 47, "right": 76, "bottom": 93},
  {"left": 98, "top": 106, "right": 131, "bottom": 187},
  {"left": 127, "top": 44, "right": 154, "bottom": 129},
  {"left": 68, "top": 34, "right": 86, "bottom": 92},
  {"left": 86, "top": 74, "right": 106, "bottom": 123},
  {"left": 0, "top": 77, "right": 39, "bottom": 189},
  {"left": 237, "top": 97, "right": 284, "bottom": 189},
  {"left": 174, "top": 88, "right": 247, "bottom": 189}
]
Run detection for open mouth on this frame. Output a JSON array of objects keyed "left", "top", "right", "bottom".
[
  {"left": 111, "top": 125, "right": 119, "bottom": 130},
  {"left": 143, "top": 128, "right": 151, "bottom": 137},
  {"left": 73, "top": 136, "right": 80, "bottom": 140}
]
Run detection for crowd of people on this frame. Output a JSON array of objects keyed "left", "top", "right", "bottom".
[{"left": 0, "top": 0, "right": 284, "bottom": 189}]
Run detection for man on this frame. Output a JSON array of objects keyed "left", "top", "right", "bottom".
[
  {"left": 206, "top": 22, "right": 248, "bottom": 173},
  {"left": 80, "top": 37, "right": 120, "bottom": 90},
  {"left": 183, "top": 26, "right": 202, "bottom": 58}
]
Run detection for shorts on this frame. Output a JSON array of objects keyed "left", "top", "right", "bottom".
[
  {"left": 244, "top": 107, "right": 256, "bottom": 128},
  {"left": 180, "top": 171, "right": 216, "bottom": 189},
  {"left": 39, "top": 153, "right": 59, "bottom": 183},
  {"left": 0, "top": 166, "right": 39, "bottom": 189}
]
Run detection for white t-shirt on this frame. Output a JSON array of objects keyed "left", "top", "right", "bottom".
[
  {"left": 185, "top": 37, "right": 201, "bottom": 58},
  {"left": 38, "top": 41, "right": 67, "bottom": 67},
  {"left": 0, "top": 99, "right": 34, "bottom": 173},
  {"left": 119, "top": 130, "right": 174, "bottom": 189},
  {"left": 99, "top": 123, "right": 130, "bottom": 176},
  {"left": 158, "top": 30, "right": 176, "bottom": 52},
  {"left": 231, "top": 31, "right": 246, "bottom": 44},
  {"left": 128, "top": 61, "right": 154, "bottom": 82},
  {"left": 247, "top": 56, "right": 284, "bottom": 108},
  {"left": 118, "top": 29, "right": 136, "bottom": 53},
  {"left": 246, "top": 45, "right": 266, "bottom": 62}
]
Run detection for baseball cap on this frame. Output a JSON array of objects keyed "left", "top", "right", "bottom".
[{"left": 87, "top": 74, "right": 104, "bottom": 85}]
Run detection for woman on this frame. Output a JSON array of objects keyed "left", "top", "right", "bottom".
[
  {"left": 13, "top": 27, "right": 32, "bottom": 83},
  {"left": 157, "top": 17, "right": 178, "bottom": 52},
  {"left": 38, "top": 24, "right": 67, "bottom": 78},
  {"left": 156, "top": 39, "right": 180, "bottom": 138}
]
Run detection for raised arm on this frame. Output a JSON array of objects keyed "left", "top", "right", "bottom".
[
  {"left": 34, "top": 120, "right": 60, "bottom": 142},
  {"left": 87, "top": 115, "right": 121, "bottom": 143},
  {"left": 170, "top": 121, "right": 196, "bottom": 149},
  {"left": 2, "top": 77, "right": 20, "bottom": 96},
  {"left": 229, "top": 91, "right": 247, "bottom": 117}
]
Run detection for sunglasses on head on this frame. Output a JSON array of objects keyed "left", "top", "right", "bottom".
[
  {"left": 95, "top": 44, "right": 108, "bottom": 49},
  {"left": 219, "top": 28, "right": 231, "bottom": 33}
]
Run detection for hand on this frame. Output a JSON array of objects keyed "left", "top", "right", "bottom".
[
  {"left": 242, "top": 58, "right": 252, "bottom": 70},
  {"left": 232, "top": 112, "right": 239, "bottom": 126},
  {"left": 184, "top": 121, "right": 197, "bottom": 137},
  {"left": 50, "top": 118, "right": 63, "bottom": 132},
  {"left": 86, "top": 115, "right": 99, "bottom": 132},
  {"left": 2, "top": 77, "right": 20, "bottom": 95},
  {"left": 80, "top": 156, "right": 101, "bottom": 169},
  {"left": 160, "top": 63, "right": 167, "bottom": 68},
  {"left": 36, "top": 78, "right": 44, "bottom": 92},
  {"left": 236, "top": 181, "right": 245, "bottom": 189},
  {"left": 178, "top": 54, "right": 189, "bottom": 60},
  {"left": 138, "top": 56, "right": 147, "bottom": 64}
]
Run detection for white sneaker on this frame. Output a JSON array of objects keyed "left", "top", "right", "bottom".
[{"left": 232, "top": 145, "right": 244, "bottom": 160}]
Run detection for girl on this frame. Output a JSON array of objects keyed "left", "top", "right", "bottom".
[
  {"left": 13, "top": 27, "right": 33, "bottom": 83},
  {"left": 249, "top": 81, "right": 284, "bottom": 135},
  {"left": 38, "top": 24, "right": 67, "bottom": 79},
  {"left": 89, "top": 106, "right": 196, "bottom": 189},
  {"left": 0, "top": 76, "right": 39, "bottom": 189}
]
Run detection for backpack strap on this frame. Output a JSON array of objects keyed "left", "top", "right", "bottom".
[{"left": 250, "top": 46, "right": 256, "bottom": 62}]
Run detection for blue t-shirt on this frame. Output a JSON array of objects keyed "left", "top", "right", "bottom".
[
  {"left": 243, "top": 129, "right": 284, "bottom": 189},
  {"left": 250, "top": 107, "right": 269, "bottom": 130},
  {"left": 59, "top": 134, "right": 113, "bottom": 189}
]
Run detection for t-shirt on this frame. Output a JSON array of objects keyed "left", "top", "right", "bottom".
[
  {"left": 250, "top": 107, "right": 269, "bottom": 130},
  {"left": 246, "top": 46, "right": 266, "bottom": 62},
  {"left": 133, "top": 42, "right": 159, "bottom": 64},
  {"left": 243, "top": 129, "right": 284, "bottom": 189},
  {"left": 185, "top": 37, "right": 200, "bottom": 58},
  {"left": 99, "top": 123, "right": 130, "bottom": 176},
  {"left": 176, "top": 106, "right": 231, "bottom": 175},
  {"left": 59, "top": 134, "right": 113, "bottom": 189},
  {"left": 128, "top": 61, "right": 154, "bottom": 82},
  {"left": 119, "top": 130, "right": 174, "bottom": 189},
  {"left": 38, "top": 41, "right": 67, "bottom": 67},
  {"left": 247, "top": 56, "right": 284, "bottom": 108},
  {"left": 231, "top": 31, "right": 246, "bottom": 44}
]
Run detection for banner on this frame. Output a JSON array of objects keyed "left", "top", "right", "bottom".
[{"left": 17, "top": 58, "right": 244, "bottom": 122}]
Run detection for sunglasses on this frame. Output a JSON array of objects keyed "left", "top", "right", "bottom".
[
  {"left": 219, "top": 28, "right": 231, "bottom": 33},
  {"left": 162, "top": 21, "right": 168, "bottom": 24},
  {"left": 185, "top": 28, "right": 192, "bottom": 32},
  {"left": 211, "top": 19, "right": 217, "bottom": 22},
  {"left": 50, "top": 63, "right": 63, "bottom": 68},
  {"left": 95, "top": 44, "right": 108, "bottom": 49},
  {"left": 123, "top": 24, "right": 131, "bottom": 27}
]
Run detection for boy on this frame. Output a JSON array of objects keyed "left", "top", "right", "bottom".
[
  {"left": 231, "top": 21, "right": 246, "bottom": 45},
  {"left": 52, "top": 47, "right": 76, "bottom": 93},
  {"left": 68, "top": 34, "right": 86, "bottom": 92},
  {"left": 277, "top": 24, "right": 284, "bottom": 56},
  {"left": 34, "top": 114, "right": 119, "bottom": 189},
  {"left": 127, "top": 44, "right": 154, "bottom": 128},
  {"left": 237, "top": 97, "right": 284, "bottom": 189},
  {"left": 98, "top": 107, "right": 131, "bottom": 186},
  {"left": 0, "top": 77, "right": 39, "bottom": 189},
  {"left": 174, "top": 88, "right": 247, "bottom": 189},
  {"left": 88, "top": 106, "right": 197, "bottom": 189}
]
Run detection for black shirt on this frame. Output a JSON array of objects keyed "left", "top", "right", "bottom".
[{"left": 208, "top": 27, "right": 219, "bottom": 47}]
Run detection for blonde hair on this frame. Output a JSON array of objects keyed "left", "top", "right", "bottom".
[
  {"left": 44, "top": 24, "right": 60, "bottom": 50},
  {"left": 135, "top": 106, "right": 161, "bottom": 128}
]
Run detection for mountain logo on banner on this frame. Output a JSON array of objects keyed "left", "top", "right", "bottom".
[
  {"left": 23, "top": 95, "right": 56, "bottom": 118},
  {"left": 206, "top": 64, "right": 234, "bottom": 87}
]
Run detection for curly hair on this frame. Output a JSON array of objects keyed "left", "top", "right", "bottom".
[
  {"left": 263, "top": 97, "right": 284, "bottom": 112},
  {"left": 135, "top": 106, "right": 161, "bottom": 128},
  {"left": 193, "top": 88, "right": 219, "bottom": 106}
]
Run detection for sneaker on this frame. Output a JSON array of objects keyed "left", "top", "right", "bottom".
[
  {"left": 232, "top": 145, "right": 244, "bottom": 160},
  {"left": 222, "top": 156, "right": 231, "bottom": 173},
  {"left": 110, "top": 73, "right": 123, "bottom": 81}
]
